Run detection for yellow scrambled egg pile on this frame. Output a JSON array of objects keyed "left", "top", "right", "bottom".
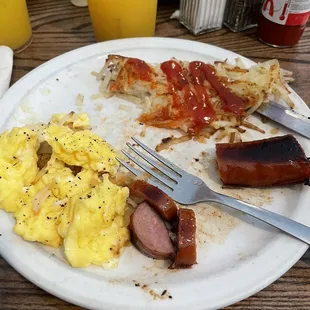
[{"left": 0, "top": 113, "right": 129, "bottom": 268}]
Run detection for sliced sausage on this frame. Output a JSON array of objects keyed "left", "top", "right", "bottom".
[
  {"left": 130, "top": 180, "right": 178, "bottom": 222},
  {"left": 129, "top": 202, "right": 175, "bottom": 260},
  {"left": 170, "top": 208, "right": 197, "bottom": 269},
  {"left": 216, "top": 134, "right": 310, "bottom": 187}
]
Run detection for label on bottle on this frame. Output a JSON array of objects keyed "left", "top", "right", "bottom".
[{"left": 262, "top": 0, "right": 310, "bottom": 26}]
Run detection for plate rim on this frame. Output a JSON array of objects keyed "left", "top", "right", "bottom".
[{"left": 0, "top": 37, "right": 309, "bottom": 310}]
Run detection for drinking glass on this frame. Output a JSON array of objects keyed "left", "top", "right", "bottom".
[
  {"left": 88, "top": 0, "right": 158, "bottom": 41},
  {"left": 0, "top": 0, "right": 32, "bottom": 53}
]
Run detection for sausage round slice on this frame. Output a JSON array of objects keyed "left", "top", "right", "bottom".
[
  {"left": 171, "top": 208, "right": 197, "bottom": 269},
  {"left": 129, "top": 202, "right": 175, "bottom": 260},
  {"left": 130, "top": 180, "right": 178, "bottom": 222}
]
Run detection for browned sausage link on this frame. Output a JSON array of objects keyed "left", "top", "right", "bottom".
[
  {"left": 171, "top": 208, "right": 197, "bottom": 269},
  {"left": 129, "top": 202, "right": 175, "bottom": 260},
  {"left": 130, "top": 180, "right": 178, "bottom": 222},
  {"left": 216, "top": 134, "right": 310, "bottom": 187}
]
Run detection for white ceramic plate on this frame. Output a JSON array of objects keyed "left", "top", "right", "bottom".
[{"left": 0, "top": 38, "right": 309, "bottom": 310}]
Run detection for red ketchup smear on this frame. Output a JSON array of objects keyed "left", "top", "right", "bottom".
[
  {"left": 203, "top": 64, "right": 245, "bottom": 116},
  {"left": 125, "top": 58, "right": 152, "bottom": 82},
  {"left": 160, "top": 60, "right": 215, "bottom": 134},
  {"left": 189, "top": 61, "right": 216, "bottom": 132}
]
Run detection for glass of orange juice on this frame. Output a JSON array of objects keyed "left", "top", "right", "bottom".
[
  {"left": 88, "top": 0, "right": 158, "bottom": 41},
  {"left": 0, "top": 0, "right": 32, "bottom": 53}
]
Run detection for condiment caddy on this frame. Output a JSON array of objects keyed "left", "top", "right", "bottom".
[{"left": 178, "top": 0, "right": 310, "bottom": 47}]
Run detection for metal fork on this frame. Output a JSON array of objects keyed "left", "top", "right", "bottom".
[{"left": 117, "top": 137, "right": 310, "bottom": 245}]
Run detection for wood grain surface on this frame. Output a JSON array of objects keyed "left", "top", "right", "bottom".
[{"left": 1, "top": 0, "right": 310, "bottom": 309}]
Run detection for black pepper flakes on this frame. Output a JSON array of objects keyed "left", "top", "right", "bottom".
[
  {"left": 169, "top": 295, "right": 173, "bottom": 299},
  {"left": 47, "top": 216, "right": 50, "bottom": 220},
  {"left": 87, "top": 194, "right": 91, "bottom": 198},
  {"left": 161, "top": 290, "right": 167, "bottom": 296}
]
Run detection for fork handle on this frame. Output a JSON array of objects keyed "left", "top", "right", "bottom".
[{"left": 207, "top": 192, "right": 310, "bottom": 245}]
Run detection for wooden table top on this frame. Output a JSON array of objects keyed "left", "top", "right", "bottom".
[{"left": 1, "top": 0, "right": 310, "bottom": 309}]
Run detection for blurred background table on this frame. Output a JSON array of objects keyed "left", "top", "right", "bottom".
[{"left": 1, "top": 0, "right": 310, "bottom": 309}]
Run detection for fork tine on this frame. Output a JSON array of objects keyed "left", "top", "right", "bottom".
[
  {"left": 116, "top": 156, "right": 173, "bottom": 195},
  {"left": 121, "top": 150, "right": 175, "bottom": 190},
  {"left": 126, "top": 142, "right": 179, "bottom": 183},
  {"left": 116, "top": 157, "right": 173, "bottom": 195},
  {"left": 116, "top": 157, "right": 142, "bottom": 176},
  {"left": 131, "top": 137, "right": 183, "bottom": 176}
]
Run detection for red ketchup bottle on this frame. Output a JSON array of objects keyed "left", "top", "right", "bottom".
[{"left": 258, "top": 0, "right": 310, "bottom": 47}]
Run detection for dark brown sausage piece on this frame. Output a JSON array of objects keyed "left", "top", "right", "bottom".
[
  {"left": 129, "top": 202, "right": 175, "bottom": 260},
  {"left": 130, "top": 180, "right": 178, "bottom": 222},
  {"left": 171, "top": 208, "right": 197, "bottom": 269},
  {"left": 216, "top": 134, "right": 310, "bottom": 187}
]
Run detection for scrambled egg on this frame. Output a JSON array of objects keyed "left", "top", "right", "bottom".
[
  {"left": 45, "top": 124, "right": 119, "bottom": 174},
  {"left": 64, "top": 175, "right": 129, "bottom": 268},
  {"left": 14, "top": 186, "right": 63, "bottom": 248},
  {"left": 51, "top": 112, "right": 91, "bottom": 130},
  {"left": 0, "top": 112, "right": 129, "bottom": 268},
  {"left": 0, "top": 128, "right": 39, "bottom": 213},
  {"left": 0, "top": 128, "right": 39, "bottom": 184}
]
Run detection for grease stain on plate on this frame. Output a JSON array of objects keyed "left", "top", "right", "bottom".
[{"left": 196, "top": 203, "right": 239, "bottom": 245}]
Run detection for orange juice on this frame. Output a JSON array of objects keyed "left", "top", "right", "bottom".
[
  {"left": 0, "top": 0, "right": 32, "bottom": 52},
  {"left": 88, "top": 0, "right": 158, "bottom": 41}
]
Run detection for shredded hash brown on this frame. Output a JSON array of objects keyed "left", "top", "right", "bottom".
[{"left": 94, "top": 55, "right": 294, "bottom": 144}]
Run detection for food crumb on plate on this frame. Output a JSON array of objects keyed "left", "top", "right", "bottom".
[
  {"left": 91, "top": 93, "right": 104, "bottom": 100},
  {"left": 40, "top": 87, "right": 51, "bottom": 96},
  {"left": 94, "top": 103, "right": 103, "bottom": 111},
  {"left": 270, "top": 128, "right": 279, "bottom": 134},
  {"left": 76, "top": 93, "right": 84, "bottom": 106},
  {"left": 133, "top": 281, "right": 172, "bottom": 300}
]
